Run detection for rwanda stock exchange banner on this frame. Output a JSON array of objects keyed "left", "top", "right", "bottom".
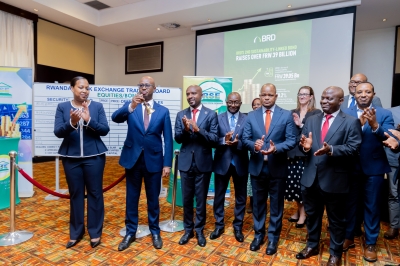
[{"left": 33, "top": 83, "right": 181, "bottom": 157}]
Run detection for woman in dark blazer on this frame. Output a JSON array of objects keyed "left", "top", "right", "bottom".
[
  {"left": 54, "top": 76, "right": 110, "bottom": 249},
  {"left": 285, "top": 86, "right": 321, "bottom": 228}
]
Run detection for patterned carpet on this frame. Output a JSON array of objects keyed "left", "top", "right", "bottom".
[{"left": 0, "top": 157, "right": 400, "bottom": 265}]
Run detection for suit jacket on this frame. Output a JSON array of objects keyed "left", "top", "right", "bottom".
[
  {"left": 212, "top": 111, "right": 249, "bottom": 177},
  {"left": 174, "top": 105, "right": 218, "bottom": 172},
  {"left": 242, "top": 105, "right": 296, "bottom": 178},
  {"left": 300, "top": 111, "right": 362, "bottom": 193},
  {"left": 54, "top": 101, "right": 109, "bottom": 157},
  {"left": 287, "top": 108, "right": 322, "bottom": 158},
  {"left": 111, "top": 101, "right": 173, "bottom": 172},
  {"left": 340, "top": 95, "right": 382, "bottom": 111},
  {"left": 385, "top": 106, "right": 400, "bottom": 167},
  {"left": 344, "top": 105, "right": 394, "bottom": 175}
]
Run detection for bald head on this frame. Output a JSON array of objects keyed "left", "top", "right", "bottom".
[
  {"left": 320, "top": 86, "right": 344, "bottom": 114},
  {"left": 226, "top": 92, "right": 242, "bottom": 114},
  {"left": 186, "top": 85, "right": 203, "bottom": 108},
  {"left": 349, "top": 73, "right": 368, "bottom": 96},
  {"left": 138, "top": 76, "right": 155, "bottom": 101},
  {"left": 259, "top": 83, "right": 277, "bottom": 108}
]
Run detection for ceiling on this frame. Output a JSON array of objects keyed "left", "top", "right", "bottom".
[{"left": 1, "top": 0, "right": 399, "bottom": 45}]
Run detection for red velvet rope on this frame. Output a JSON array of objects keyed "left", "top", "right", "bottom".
[{"left": 17, "top": 167, "right": 125, "bottom": 199}]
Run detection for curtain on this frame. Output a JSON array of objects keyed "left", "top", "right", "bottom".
[{"left": 0, "top": 10, "right": 34, "bottom": 69}]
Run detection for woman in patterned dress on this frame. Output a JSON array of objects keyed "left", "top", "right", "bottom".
[{"left": 285, "top": 86, "right": 321, "bottom": 228}]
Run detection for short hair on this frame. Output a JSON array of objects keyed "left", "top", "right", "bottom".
[
  {"left": 357, "top": 82, "right": 374, "bottom": 92},
  {"left": 70, "top": 76, "right": 87, "bottom": 87}
]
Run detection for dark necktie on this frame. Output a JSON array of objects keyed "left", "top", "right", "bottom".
[
  {"left": 143, "top": 103, "right": 149, "bottom": 130},
  {"left": 230, "top": 115, "right": 236, "bottom": 132},
  {"left": 321, "top": 114, "right": 333, "bottom": 143},
  {"left": 350, "top": 96, "right": 356, "bottom": 107}
]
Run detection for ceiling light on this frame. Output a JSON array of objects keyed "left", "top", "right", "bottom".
[
  {"left": 287, "top": 4, "right": 292, "bottom": 8},
  {"left": 157, "top": 28, "right": 160, "bottom": 31},
  {"left": 382, "top": 18, "right": 387, "bottom": 22},
  {"left": 208, "top": 19, "right": 211, "bottom": 22},
  {"left": 33, "top": 9, "right": 38, "bottom": 12}
]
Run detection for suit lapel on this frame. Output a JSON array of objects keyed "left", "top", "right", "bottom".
[
  {"left": 221, "top": 112, "right": 230, "bottom": 133},
  {"left": 146, "top": 102, "right": 160, "bottom": 132},
  {"left": 324, "top": 111, "right": 345, "bottom": 143},
  {"left": 255, "top": 107, "right": 266, "bottom": 135},
  {"left": 135, "top": 103, "right": 145, "bottom": 133},
  {"left": 196, "top": 106, "right": 208, "bottom": 127},
  {"left": 315, "top": 113, "right": 324, "bottom": 147},
  {"left": 234, "top": 112, "right": 245, "bottom": 135},
  {"left": 265, "top": 106, "right": 283, "bottom": 139}
]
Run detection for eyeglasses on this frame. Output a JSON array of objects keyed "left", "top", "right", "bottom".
[
  {"left": 297, "top": 93, "right": 310, "bottom": 97},
  {"left": 226, "top": 101, "right": 242, "bottom": 106},
  {"left": 137, "top": 83, "right": 154, "bottom": 88},
  {"left": 349, "top": 80, "right": 363, "bottom": 85}
]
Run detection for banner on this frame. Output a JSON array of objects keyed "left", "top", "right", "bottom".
[
  {"left": 0, "top": 67, "right": 34, "bottom": 197},
  {"left": 33, "top": 83, "right": 181, "bottom": 156}
]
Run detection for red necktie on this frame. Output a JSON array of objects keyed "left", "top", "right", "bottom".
[
  {"left": 265, "top": 110, "right": 271, "bottom": 134},
  {"left": 321, "top": 114, "right": 333, "bottom": 143},
  {"left": 192, "top": 109, "right": 198, "bottom": 123}
]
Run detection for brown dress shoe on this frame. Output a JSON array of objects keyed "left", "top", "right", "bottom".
[
  {"left": 342, "top": 239, "right": 355, "bottom": 252},
  {"left": 363, "top": 244, "right": 377, "bottom": 262},
  {"left": 384, "top": 228, "right": 399, "bottom": 239},
  {"left": 296, "top": 246, "right": 319, "bottom": 259},
  {"left": 326, "top": 255, "right": 341, "bottom": 266}
]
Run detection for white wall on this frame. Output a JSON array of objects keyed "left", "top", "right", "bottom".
[
  {"left": 353, "top": 27, "right": 396, "bottom": 108},
  {"left": 95, "top": 34, "right": 195, "bottom": 88},
  {"left": 95, "top": 38, "right": 118, "bottom": 85}
]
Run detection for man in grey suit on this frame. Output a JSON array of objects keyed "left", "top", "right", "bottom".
[
  {"left": 210, "top": 92, "right": 249, "bottom": 243},
  {"left": 296, "top": 86, "right": 362, "bottom": 266},
  {"left": 174, "top": 85, "right": 218, "bottom": 247},
  {"left": 340, "top": 73, "right": 382, "bottom": 111},
  {"left": 242, "top": 83, "right": 296, "bottom": 255},
  {"left": 384, "top": 105, "right": 400, "bottom": 239}
]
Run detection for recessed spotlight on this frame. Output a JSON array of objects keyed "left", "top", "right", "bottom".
[
  {"left": 157, "top": 28, "right": 160, "bottom": 31},
  {"left": 287, "top": 4, "right": 292, "bottom": 8},
  {"left": 207, "top": 19, "right": 211, "bottom": 22},
  {"left": 383, "top": 18, "right": 387, "bottom": 22},
  {"left": 33, "top": 8, "right": 38, "bottom": 12}
]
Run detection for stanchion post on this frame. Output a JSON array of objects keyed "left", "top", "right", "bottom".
[
  {"left": 159, "top": 149, "right": 184, "bottom": 232},
  {"left": 0, "top": 151, "right": 33, "bottom": 246}
]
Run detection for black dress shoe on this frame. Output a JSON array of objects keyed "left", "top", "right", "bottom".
[
  {"left": 266, "top": 241, "right": 278, "bottom": 255},
  {"left": 210, "top": 228, "right": 224, "bottom": 240},
  {"left": 296, "top": 246, "right": 319, "bottom": 259},
  {"left": 234, "top": 230, "right": 244, "bottom": 242},
  {"left": 66, "top": 233, "right": 84, "bottom": 249},
  {"left": 152, "top": 234, "right": 163, "bottom": 249},
  {"left": 179, "top": 231, "right": 194, "bottom": 245},
  {"left": 90, "top": 238, "right": 101, "bottom": 248},
  {"left": 118, "top": 235, "right": 136, "bottom": 251},
  {"left": 196, "top": 233, "right": 206, "bottom": 247},
  {"left": 288, "top": 217, "right": 299, "bottom": 223},
  {"left": 296, "top": 218, "right": 307, "bottom": 228},
  {"left": 249, "top": 237, "right": 264, "bottom": 251}
]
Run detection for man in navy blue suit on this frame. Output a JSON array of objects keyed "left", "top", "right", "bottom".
[
  {"left": 112, "top": 76, "right": 173, "bottom": 251},
  {"left": 242, "top": 83, "right": 296, "bottom": 255},
  {"left": 342, "top": 82, "right": 394, "bottom": 262},
  {"left": 174, "top": 85, "right": 218, "bottom": 247},
  {"left": 210, "top": 92, "right": 249, "bottom": 243}
]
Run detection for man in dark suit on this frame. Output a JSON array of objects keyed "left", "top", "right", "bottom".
[
  {"left": 383, "top": 106, "right": 400, "bottom": 240},
  {"left": 112, "top": 76, "right": 173, "bottom": 251},
  {"left": 174, "top": 85, "right": 218, "bottom": 247},
  {"left": 296, "top": 86, "right": 362, "bottom": 266},
  {"left": 342, "top": 82, "right": 394, "bottom": 262},
  {"left": 210, "top": 92, "right": 249, "bottom": 242},
  {"left": 242, "top": 83, "right": 296, "bottom": 255},
  {"left": 340, "top": 73, "right": 382, "bottom": 111}
]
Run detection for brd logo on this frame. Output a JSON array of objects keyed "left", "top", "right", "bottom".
[{"left": 254, "top": 34, "right": 276, "bottom": 43}]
